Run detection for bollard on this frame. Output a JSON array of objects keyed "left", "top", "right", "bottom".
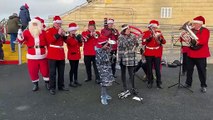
[{"left": 18, "top": 43, "right": 22, "bottom": 65}]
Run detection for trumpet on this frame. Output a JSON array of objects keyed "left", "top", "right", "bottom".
[
  {"left": 148, "top": 25, "right": 161, "bottom": 44},
  {"left": 93, "top": 32, "right": 99, "bottom": 39}
]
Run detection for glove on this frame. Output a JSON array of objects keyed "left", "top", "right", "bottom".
[
  {"left": 17, "top": 29, "right": 24, "bottom": 40},
  {"left": 76, "top": 34, "right": 82, "bottom": 43},
  {"left": 146, "top": 36, "right": 152, "bottom": 42}
]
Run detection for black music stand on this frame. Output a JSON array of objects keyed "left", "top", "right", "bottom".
[{"left": 168, "top": 40, "right": 193, "bottom": 93}]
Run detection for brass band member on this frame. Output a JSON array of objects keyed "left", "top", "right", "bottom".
[
  {"left": 66, "top": 23, "right": 82, "bottom": 87},
  {"left": 142, "top": 20, "right": 166, "bottom": 89},
  {"left": 46, "top": 16, "right": 69, "bottom": 95},
  {"left": 184, "top": 16, "right": 210, "bottom": 93},
  {"left": 82, "top": 20, "right": 100, "bottom": 84},
  {"left": 101, "top": 18, "right": 119, "bottom": 77}
]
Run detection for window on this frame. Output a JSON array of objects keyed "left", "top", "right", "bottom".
[{"left": 161, "top": 7, "right": 172, "bottom": 18}]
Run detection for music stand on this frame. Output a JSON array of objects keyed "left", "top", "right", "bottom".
[{"left": 168, "top": 39, "right": 193, "bottom": 92}]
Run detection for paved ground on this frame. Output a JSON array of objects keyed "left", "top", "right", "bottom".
[{"left": 0, "top": 64, "right": 213, "bottom": 120}]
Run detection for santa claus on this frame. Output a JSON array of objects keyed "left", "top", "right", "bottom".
[{"left": 17, "top": 17, "right": 49, "bottom": 91}]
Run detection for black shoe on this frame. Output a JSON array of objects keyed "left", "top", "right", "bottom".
[
  {"left": 113, "top": 75, "right": 117, "bottom": 78},
  {"left": 45, "top": 82, "right": 50, "bottom": 90},
  {"left": 58, "top": 87, "right": 69, "bottom": 91},
  {"left": 32, "top": 82, "right": 39, "bottom": 91},
  {"left": 157, "top": 84, "right": 163, "bottom": 89},
  {"left": 74, "top": 81, "right": 82, "bottom": 86},
  {"left": 183, "top": 84, "right": 191, "bottom": 88},
  {"left": 200, "top": 87, "right": 207, "bottom": 93},
  {"left": 95, "top": 79, "right": 101, "bottom": 84},
  {"left": 85, "top": 79, "right": 92, "bottom": 82},
  {"left": 131, "top": 88, "right": 138, "bottom": 95},
  {"left": 50, "top": 89, "right": 56, "bottom": 95},
  {"left": 69, "top": 83, "right": 78, "bottom": 87},
  {"left": 147, "top": 83, "right": 153, "bottom": 89}
]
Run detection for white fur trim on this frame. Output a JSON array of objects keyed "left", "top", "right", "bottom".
[
  {"left": 43, "top": 77, "right": 49, "bottom": 81},
  {"left": 30, "top": 19, "right": 41, "bottom": 25},
  {"left": 53, "top": 20, "right": 62, "bottom": 24},
  {"left": 107, "top": 20, "right": 114, "bottom": 24},
  {"left": 98, "top": 41, "right": 107, "bottom": 45},
  {"left": 26, "top": 53, "right": 46, "bottom": 60},
  {"left": 148, "top": 24, "right": 159, "bottom": 28},
  {"left": 17, "top": 34, "right": 24, "bottom": 41},
  {"left": 32, "top": 79, "right": 39, "bottom": 83},
  {"left": 34, "top": 37, "right": 41, "bottom": 56},
  {"left": 192, "top": 20, "right": 203, "bottom": 24},
  {"left": 121, "top": 25, "right": 129, "bottom": 32},
  {"left": 68, "top": 26, "right": 79, "bottom": 31}
]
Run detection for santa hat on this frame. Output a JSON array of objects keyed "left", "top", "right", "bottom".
[
  {"left": 29, "top": 18, "right": 42, "bottom": 30},
  {"left": 53, "top": 16, "right": 62, "bottom": 24},
  {"left": 107, "top": 18, "right": 114, "bottom": 24},
  {"left": 35, "top": 17, "right": 46, "bottom": 28},
  {"left": 148, "top": 20, "right": 159, "bottom": 28},
  {"left": 25, "top": 3, "right": 29, "bottom": 9},
  {"left": 96, "top": 35, "right": 108, "bottom": 48},
  {"left": 192, "top": 16, "right": 205, "bottom": 25},
  {"left": 121, "top": 24, "right": 129, "bottom": 32},
  {"left": 68, "top": 23, "right": 79, "bottom": 31},
  {"left": 88, "top": 20, "right": 96, "bottom": 26}
]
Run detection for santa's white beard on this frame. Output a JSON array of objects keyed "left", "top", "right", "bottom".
[{"left": 29, "top": 26, "right": 42, "bottom": 38}]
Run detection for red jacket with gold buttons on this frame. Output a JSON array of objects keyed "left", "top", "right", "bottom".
[
  {"left": 82, "top": 30, "right": 100, "bottom": 56},
  {"left": 46, "top": 27, "right": 65, "bottom": 60},
  {"left": 187, "top": 27, "right": 210, "bottom": 58},
  {"left": 66, "top": 35, "right": 82, "bottom": 60},
  {"left": 142, "top": 30, "right": 166, "bottom": 57}
]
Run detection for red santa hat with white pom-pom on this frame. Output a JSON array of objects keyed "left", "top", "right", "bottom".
[
  {"left": 148, "top": 20, "right": 160, "bottom": 28},
  {"left": 192, "top": 16, "right": 205, "bottom": 25},
  {"left": 68, "top": 23, "right": 79, "bottom": 32},
  {"left": 53, "top": 16, "right": 62, "bottom": 24}
]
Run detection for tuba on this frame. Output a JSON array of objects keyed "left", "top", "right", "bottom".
[{"left": 179, "top": 21, "right": 201, "bottom": 50}]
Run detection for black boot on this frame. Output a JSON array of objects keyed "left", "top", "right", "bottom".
[
  {"left": 45, "top": 81, "right": 50, "bottom": 90},
  {"left": 32, "top": 82, "right": 39, "bottom": 91},
  {"left": 69, "top": 82, "right": 77, "bottom": 87},
  {"left": 157, "top": 84, "right": 163, "bottom": 89},
  {"left": 147, "top": 83, "right": 153, "bottom": 89},
  {"left": 74, "top": 81, "right": 82, "bottom": 86}
]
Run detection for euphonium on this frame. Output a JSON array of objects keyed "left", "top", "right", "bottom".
[{"left": 179, "top": 21, "right": 201, "bottom": 49}]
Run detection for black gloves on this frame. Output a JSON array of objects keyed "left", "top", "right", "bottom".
[
  {"left": 76, "top": 34, "right": 82, "bottom": 43},
  {"left": 54, "top": 34, "right": 61, "bottom": 40},
  {"left": 146, "top": 36, "right": 152, "bottom": 42}
]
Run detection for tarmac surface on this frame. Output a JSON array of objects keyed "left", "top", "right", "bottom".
[{"left": 0, "top": 63, "right": 213, "bottom": 120}]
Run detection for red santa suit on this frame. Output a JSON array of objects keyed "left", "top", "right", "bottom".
[
  {"left": 17, "top": 18, "right": 49, "bottom": 83},
  {"left": 142, "top": 20, "right": 166, "bottom": 88},
  {"left": 185, "top": 16, "right": 210, "bottom": 90}
]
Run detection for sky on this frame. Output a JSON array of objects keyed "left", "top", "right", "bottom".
[{"left": 0, "top": 0, "right": 86, "bottom": 20}]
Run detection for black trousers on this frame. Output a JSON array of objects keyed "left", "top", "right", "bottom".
[
  {"left": 120, "top": 63, "right": 134, "bottom": 91},
  {"left": 145, "top": 56, "right": 161, "bottom": 85},
  {"left": 182, "top": 53, "right": 188, "bottom": 73},
  {"left": 134, "top": 59, "right": 147, "bottom": 74},
  {"left": 84, "top": 55, "right": 100, "bottom": 80},
  {"left": 48, "top": 59, "right": 65, "bottom": 90},
  {"left": 186, "top": 57, "right": 207, "bottom": 87},
  {"left": 110, "top": 50, "right": 117, "bottom": 76},
  {"left": 69, "top": 60, "right": 79, "bottom": 83}
]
